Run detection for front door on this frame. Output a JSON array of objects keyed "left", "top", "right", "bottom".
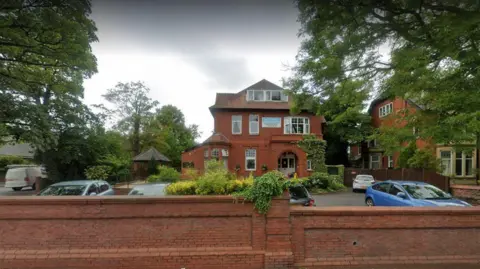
[{"left": 278, "top": 153, "right": 296, "bottom": 176}]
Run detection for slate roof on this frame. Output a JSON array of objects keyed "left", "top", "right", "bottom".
[
  {"left": 0, "top": 143, "right": 35, "bottom": 159},
  {"left": 209, "top": 79, "right": 292, "bottom": 111},
  {"left": 203, "top": 133, "right": 230, "bottom": 145},
  {"left": 133, "top": 148, "right": 170, "bottom": 162}
]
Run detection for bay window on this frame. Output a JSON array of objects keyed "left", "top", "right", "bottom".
[
  {"left": 440, "top": 150, "right": 452, "bottom": 175},
  {"left": 284, "top": 117, "right": 310, "bottom": 134}
]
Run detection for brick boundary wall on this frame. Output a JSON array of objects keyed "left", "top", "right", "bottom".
[
  {"left": 291, "top": 206, "right": 480, "bottom": 269},
  {"left": 451, "top": 184, "right": 480, "bottom": 204},
  {"left": 1, "top": 196, "right": 480, "bottom": 269}
]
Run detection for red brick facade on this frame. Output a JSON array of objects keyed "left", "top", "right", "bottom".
[
  {"left": 182, "top": 80, "right": 324, "bottom": 178},
  {"left": 1, "top": 196, "right": 480, "bottom": 269}
]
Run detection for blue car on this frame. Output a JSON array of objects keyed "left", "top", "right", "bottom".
[{"left": 365, "top": 180, "right": 471, "bottom": 207}]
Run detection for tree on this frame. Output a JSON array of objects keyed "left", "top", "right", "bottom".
[
  {"left": 397, "top": 142, "right": 417, "bottom": 168},
  {"left": 100, "top": 81, "right": 159, "bottom": 156},
  {"left": 0, "top": 0, "right": 98, "bottom": 179},
  {"left": 291, "top": 1, "right": 480, "bottom": 180},
  {"left": 142, "top": 105, "right": 200, "bottom": 168}
]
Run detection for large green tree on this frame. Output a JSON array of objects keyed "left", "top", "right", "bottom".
[
  {"left": 99, "top": 81, "right": 159, "bottom": 156},
  {"left": 290, "top": 1, "right": 480, "bottom": 177},
  {"left": 0, "top": 0, "right": 98, "bottom": 179},
  {"left": 142, "top": 105, "right": 200, "bottom": 168}
]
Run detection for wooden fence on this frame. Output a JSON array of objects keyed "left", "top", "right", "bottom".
[{"left": 344, "top": 168, "right": 450, "bottom": 192}]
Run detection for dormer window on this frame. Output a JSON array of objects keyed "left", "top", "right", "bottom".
[{"left": 247, "top": 90, "right": 288, "bottom": 102}]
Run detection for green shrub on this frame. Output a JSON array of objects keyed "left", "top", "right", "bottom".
[
  {"left": 147, "top": 166, "right": 180, "bottom": 183},
  {"left": 165, "top": 181, "right": 197, "bottom": 195},
  {"left": 238, "top": 170, "right": 285, "bottom": 214},
  {"left": 307, "top": 172, "right": 331, "bottom": 189},
  {"left": 0, "top": 156, "right": 28, "bottom": 169},
  {"left": 84, "top": 165, "right": 111, "bottom": 180},
  {"left": 195, "top": 170, "right": 230, "bottom": 195}
]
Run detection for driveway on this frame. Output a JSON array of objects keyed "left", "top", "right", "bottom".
[
  {"left": 312, "top": 188, "right": 366, "bottom": 207},
  {"left": 0, "top": 183, "right": 35, "bottom": 196}
]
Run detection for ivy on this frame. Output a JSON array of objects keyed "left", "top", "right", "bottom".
[
  {"left": 235, "top": 170, "right": 285, "bottom": 214},
  {"left": 297, "top": 135, "right": 327, "bottom": 173}
]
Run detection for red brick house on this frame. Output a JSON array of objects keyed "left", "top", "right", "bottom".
[
  {"left": 181, "top": 79, "right": 325, "bottom": 177},
  {"left": 350, "top": 97, "right": 478, "bottom": 179}
]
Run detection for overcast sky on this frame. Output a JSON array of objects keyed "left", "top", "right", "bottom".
[{"left": 83, "top": 0, "right": 301, "bottom": 141}]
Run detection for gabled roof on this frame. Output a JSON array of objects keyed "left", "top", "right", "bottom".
[
  {"left": 209, "top": 79, "right": 292, "bottom": 111},
  {"left": 367, "top": 96, "right": 424, "bottom": 114},
  {"left": 203, "top": 132, "right": 230, "bottom": 145},
  {"left": 0, "top": 143, "right": 35, "bottom": 159},
  {"left": 133, "top": 147, "right": 170, "bottom": 162}
]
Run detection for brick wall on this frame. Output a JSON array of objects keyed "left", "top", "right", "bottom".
[
  {"left": 451, "top": 184, "right": 480, "bottom": 204},
  {"left": 0, "top": 195, "right": 294, "bottom": 269},
  {"left": 1, "top": 196, "right": 480, "bottom": 269},
  {"left": 291, "top": 207, "right": 480, "bottom": 268}
]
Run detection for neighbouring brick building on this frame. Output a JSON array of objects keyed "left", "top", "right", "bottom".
[
  {"left": 350, "top": 96, "right": 478, "bottom": 180},
  {"left": 181, "top": 79, "right": 325, "bottom": 178}
]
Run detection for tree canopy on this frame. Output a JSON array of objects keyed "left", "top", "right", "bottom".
[
  {"left": 99, "top": 81, "right": 159, "bottom": 156},
  {"left": 289, "top": 0, "right": 480, "bottom": 169},
  {"left": 142, "top": 105, "right": 200, "bottom": 168}
]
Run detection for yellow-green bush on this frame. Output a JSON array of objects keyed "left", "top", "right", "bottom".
[{"left": 165, "top": 181, "right": 197, "bottom": 195}]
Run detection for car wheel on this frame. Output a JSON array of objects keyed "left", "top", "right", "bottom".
[
  {"left": 352, "top": 188, "right": 357, "bottom": 193},
  {"left": 31, "top": 183, "right": 36, "bottom": 191},
  {"left": 365, "top": 198, "right": 374, "bottom": 207},
  {"left": 12, "top": 187, "right": 22, "bottom": 191}
]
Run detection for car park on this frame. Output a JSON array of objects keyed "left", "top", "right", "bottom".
[
  {"left": 365, "top": 180, "right": 471, "bottom": 207},
  {"left": 37, "top": 180, "right": 114, "bottom": 196},
  {"left": 352, "top": 174, "right": 375, "bottom": 192}
]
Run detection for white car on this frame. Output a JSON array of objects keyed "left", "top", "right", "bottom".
[
  {"left": 4, "top": 165, "right": 45, "bottom": 191},
  {"left": 352, "top": 174, "right": 375, "bottom": 192}
]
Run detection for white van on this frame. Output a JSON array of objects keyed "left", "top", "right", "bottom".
[{"left": 4, "top": 166, "right": 44, "bottom": 191}]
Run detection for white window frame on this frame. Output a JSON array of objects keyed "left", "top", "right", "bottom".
[
  {"left": 369, "top": 154, "right": 381, "bottom": 169},
  {"left": 440, "top": 150, "right": 452, "bottom": 176},
  {"left": 232, "top": 115, "right": 242, "bottom": 135},
  {"left": 246, "top": 89, "right": 288, "bottom": 102},
  {"left": 379, "top": 102, "right": 393, "bottom": 118},
  {"left": 246, "top": 90, "right": 265, "bottom": 101},
  {"left": 284, "top": 117, "right": 310, "bottom": 134},
  {"left": 367, "top": 139, "right": 377, "bottom": 148},
  {"left": 211, "top": 148, "right": 219, "bottom": 160},
  {"left": 387, "top": 155, "right": 394, "bottom": 168},
  {"left": 455, "top": 150, "right": 475, "bottom": 177},
  {"left": 204, "top": 149, "right": 209, "bottom": 158},
  {"left": 307, "top": 159, "right": 312, "bottom": 171},
  {"left": 249, "top": 114, "right": 259, "bottom": 135},
  {"left": 245, "top": 149, "right": 256, "bottom": 171}
]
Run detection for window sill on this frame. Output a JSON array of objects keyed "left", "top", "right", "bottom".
[
  {"left": 249, "top": 133, "right": 259, "bottom": 135},
  {"left": 246, "top": 169, "right": 256, "bottom": 171}
]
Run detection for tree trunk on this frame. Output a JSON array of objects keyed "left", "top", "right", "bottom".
[
  {"left": 132, "top": 117, "right": 141, "bottom": 156},
  {"left": 476, "top": 133, "right": 479, "bottom": 185}
]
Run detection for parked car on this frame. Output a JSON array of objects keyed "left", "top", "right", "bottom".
[
  {"left": 128, "top": 183, "right": 169, "bottom": 196},
  {"left": 365, "top": 180, "right": 471, "bottom": 207},
  {"left": 37, "top": 180, "right": 114, "bottom": 196},
  {"left": 289, "top": 184, "right": 316, "bottom": 206},
  {"left": 352, "top": 174, "right": 375, "bottom": 192},
  {"left": 4, "top": 165, "right": 45, "bottom": 191}
]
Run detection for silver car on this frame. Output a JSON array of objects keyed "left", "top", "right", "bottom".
[
  {"left": 37, "top": 180, "right": 115, "bottom": 196},
  {"left": 128, "top": 183, "right": 169, "bottom": 196}
]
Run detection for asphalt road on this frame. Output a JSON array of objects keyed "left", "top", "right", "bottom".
[
  {"left": 0, "top": 183, "right": 35, "bottom": 196},
  {"left": 312, "top": 188, "right": 366, "bottom": 207}
]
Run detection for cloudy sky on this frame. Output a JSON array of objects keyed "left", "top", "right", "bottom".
[{"left": 83, "top": 0, "right": 301, "bottom": 141}]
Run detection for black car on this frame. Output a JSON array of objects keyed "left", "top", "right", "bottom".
[{"left": 289, "top": 184, "right": 316, "bottom": 206}]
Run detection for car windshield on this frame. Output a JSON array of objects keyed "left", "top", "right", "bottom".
[
  {"left": 38, "top": 185, "right": 87, "bottom": 196},
  {"left": 129, "top": 185, "right": 167, "bottom": 196},
  {"left": 289, "top": 186, "right": 308, "bottom": 199},
  {"left": 402, "top": 184, "right": 450, "bottom": 199}
]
